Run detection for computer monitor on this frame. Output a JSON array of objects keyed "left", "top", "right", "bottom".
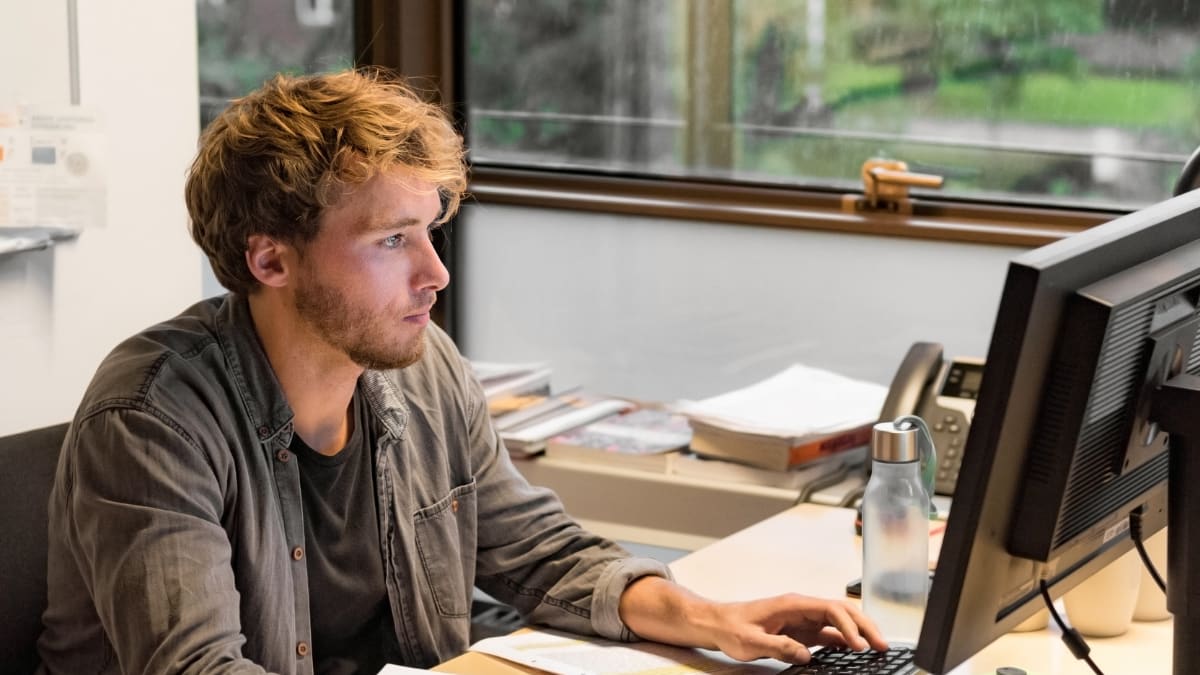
[{"left": 914, "top": 189, "right": 1200, "bottom": 674}]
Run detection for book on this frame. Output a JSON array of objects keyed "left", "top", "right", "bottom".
[
  {"left": 492, "top": 388, "right": 583, "bottom": 432},
  {"left": 544, "top": 408, "right": 692, "bottom": 474},
  {"left": 669, "top": 445, "right": 868, "bottom": 490},
  {"left": 469, "top": 360, "right": 554, "bottom": 416},
  {"left": 674, "top": 364, "right": 887, "bottom": 438},
  {"left": 687, "top": 418, "right": 873, "bottom": 471},
  {"left": 470, "top": 359, "right": 548, "bottom": 384},
  {"left": 673, "top": 363, "right": 886, "bottom": 472},
  {"left": 499, "top": 397, "right": 635, "bottom": 456}
]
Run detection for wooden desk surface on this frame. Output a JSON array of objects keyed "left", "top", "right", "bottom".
[
  {"left": 439, "top": 503, "right": 1174, "bottom": 674},
  {"left": 673, "top": 504, "right": 1174, "bottom": 674},
  {"left": 434, "top": 649, "right": 538, "bottom": 675}
]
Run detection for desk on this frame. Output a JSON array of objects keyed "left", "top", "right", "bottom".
[
  {"left": 511, "top": 456, "right": 876, "bottom": 552},
  {"left": 439, "top": 503, "right": 1173, "bottom": 674},
  {"left": 511, "top": 456, "right": 806, "bottom": 551},
  {"left": 671, "top": 504, "right": 1173, "bottom": 674}
]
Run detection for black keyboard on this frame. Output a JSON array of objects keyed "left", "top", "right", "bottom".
[{"left": 781, "top": 646, "right": 920, "bottom": 674}]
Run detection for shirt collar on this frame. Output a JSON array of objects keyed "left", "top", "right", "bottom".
[
  {"left": 214, "top": 293, "right": 295, "bottom": 444},
  {"left": 213, "top": 293, "right": 409, "bottom": 444}
]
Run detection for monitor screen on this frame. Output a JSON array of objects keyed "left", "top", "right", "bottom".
[{"left": 914, "top": 190, "right": 1200, "bottom": 673}]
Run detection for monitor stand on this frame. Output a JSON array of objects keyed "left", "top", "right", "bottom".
[{"left": 1149, "top": 372, "right": 1200, "bottom": 675}]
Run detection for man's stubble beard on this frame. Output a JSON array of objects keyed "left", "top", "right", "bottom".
[{"left": 293, "top": 274, "right": 427, "bottom": 371}]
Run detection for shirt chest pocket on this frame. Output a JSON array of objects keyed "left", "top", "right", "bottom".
[{"left": 413, "top": 480, "right": 478, "bottom": 617}]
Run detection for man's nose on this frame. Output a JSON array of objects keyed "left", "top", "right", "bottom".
[{"left": 415, "top": 234, "right": 450, "bottom": 292}]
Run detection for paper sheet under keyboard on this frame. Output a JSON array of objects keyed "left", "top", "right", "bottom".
[{"left": 470, "top": 629, "right": 781, "bottom": 675}]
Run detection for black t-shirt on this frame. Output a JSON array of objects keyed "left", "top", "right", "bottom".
[{"left": 292, "top": 389, "right": 399, "bottom": 674}]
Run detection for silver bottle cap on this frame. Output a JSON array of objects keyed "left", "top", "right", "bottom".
[{"left": 872, "top": 421, "right": 919, "bottom": 462}]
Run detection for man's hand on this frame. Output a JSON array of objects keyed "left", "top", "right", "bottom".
[
  {"left": 618, "top": 576, "right": 888, "bottom": 664},
  {"left": 701, "top": 593, "right": 889, "bottom": 663}
]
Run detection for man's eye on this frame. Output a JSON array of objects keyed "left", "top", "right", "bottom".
[{"left": 382, "top": 234, "right": 403, "bottom": 249}]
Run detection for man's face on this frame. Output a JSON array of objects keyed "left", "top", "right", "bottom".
[{"left": 291, "top": 169, "right": 449, "bottom": 370}]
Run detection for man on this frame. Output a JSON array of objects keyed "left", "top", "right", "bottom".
[{"left": 38, "top": 69, "right": 885, "bottom": 674}]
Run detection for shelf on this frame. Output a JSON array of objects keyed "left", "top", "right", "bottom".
[{"left": 0, "top": 227, "right": 78, "bottom": 259}]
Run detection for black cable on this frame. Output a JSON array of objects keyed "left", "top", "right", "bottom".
[
  {"left": 1129, "top": 509, "right": 1167, "bottom": 593},
  {"left": 794, "top": 463, "right": 854, "bottom": 506},
  {"left": 836, "top": 476, "right": 865, "bottom": 508},
  {"left": 836, "top": 471, "right": 865, "bottom": 508},
  {"left": 1039, "top": 579, "right": 1105, "bottom": 675}
]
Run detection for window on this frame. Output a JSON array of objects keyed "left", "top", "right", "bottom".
[
  {"left": 196, "top": 0, "right": 355, "bottom": 127},
  {"left": 465, "top": 0, "right": 1200, "bottom": 210}
]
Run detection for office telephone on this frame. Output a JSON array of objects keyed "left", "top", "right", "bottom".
[{"left": 880, "top": 342, "right": 984, "bottom": 496}]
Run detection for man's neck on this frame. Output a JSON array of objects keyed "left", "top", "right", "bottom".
[{"left": 247, "top": 293, "right": 362, "bottom": 455}]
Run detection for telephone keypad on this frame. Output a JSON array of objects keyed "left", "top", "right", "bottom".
[{"left": 932, "top": 409, "right": 968, "bottom": 495}]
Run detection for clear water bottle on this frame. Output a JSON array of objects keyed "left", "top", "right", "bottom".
[{"left": 861, "top": 419, "right": 932, "bottom": 644}]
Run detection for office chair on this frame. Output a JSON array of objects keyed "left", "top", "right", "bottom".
[{"left": 0, "top": 423, "right": 69, "bottom": 675}]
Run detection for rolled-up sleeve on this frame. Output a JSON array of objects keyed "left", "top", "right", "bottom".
[{"left": 590, "top": 557, "right": 675, "bottom": 641}]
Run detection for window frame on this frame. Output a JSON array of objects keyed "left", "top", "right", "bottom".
[
  {"left": 359, "top": 1, "right": 1131, "bottom": 261},
  {"left": 356, "top": 0, "right": 465, "bottom": 334},
  {"left": 470, "top": 164, "right": 1116, "bottom": 247}
]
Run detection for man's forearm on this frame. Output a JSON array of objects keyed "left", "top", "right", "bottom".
[{"left": 616, "top": 576, "right": 720, "bottom": 648}]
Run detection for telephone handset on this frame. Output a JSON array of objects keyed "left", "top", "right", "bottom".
[{"left": 879, "top": 342, "right": 985, "bottom": 496}]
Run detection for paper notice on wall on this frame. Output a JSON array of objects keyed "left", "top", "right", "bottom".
[{"left": 0, "top": 104, "right": 107, "bottom": 230}]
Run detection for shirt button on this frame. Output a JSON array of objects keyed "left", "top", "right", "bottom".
[
  {"left": 257, "top": 425, "right": 271, "bottom": 439},
  {"left": 296, "top": 641, "right": 309, "bottom": 658},
  {"left": 291, "top": 546, "right": 304, "bottom": 561},
  {"left": 276, "top": 449, "right": 291, "bottom": 463}
]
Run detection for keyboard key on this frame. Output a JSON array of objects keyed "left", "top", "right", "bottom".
[{"left": 781, "top": 645, "right": 919, "bottom": 675}]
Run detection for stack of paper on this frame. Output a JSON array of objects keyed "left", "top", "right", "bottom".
[
  {"left": 674, "top": 365, "right": 887, "bottom": 471},
  {"left": 676, "top": 364, "right": 887, "bottom": 436}
]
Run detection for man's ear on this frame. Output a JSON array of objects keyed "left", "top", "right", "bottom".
[{"left": 245, "top": 234, "right": 293, "bottom": 289}]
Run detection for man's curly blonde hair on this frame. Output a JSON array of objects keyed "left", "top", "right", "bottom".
[{"left": 186, "top": 69, "right": 467, "bottom": 295}]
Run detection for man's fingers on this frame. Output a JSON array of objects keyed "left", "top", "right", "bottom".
[
  {"left": 816, "top": 600, "right": 888, "bottom": 650},
  {"left": 819, "top": 602, "right": 872, "bottom": 651},
  {"left": 800, "top": 626, "right": 854, "bottom": 648},
  {"left": 752, "top": 633, "right": 813, "bottom": 665}
]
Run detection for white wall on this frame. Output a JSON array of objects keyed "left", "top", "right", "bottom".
[
  {"left": 458, "top": 204, "right": 1026, "bottom": 402},
  {"left": 0, "top": 2, "right": 201, "bottom": 435}
]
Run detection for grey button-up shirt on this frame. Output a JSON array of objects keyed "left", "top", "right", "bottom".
[{"left": 38, "top": 294, "right": 670, "bottom": 674}]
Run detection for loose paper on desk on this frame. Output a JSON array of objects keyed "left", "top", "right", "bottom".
[
  {"left": 470, "top": 629, "right": 781, "bottom": 675},
  {"left": 674, "top": 364, "right": 887, "bottom": 437},
  {"left": 377, "top": 665, "right": 464, "bottom": 675}
]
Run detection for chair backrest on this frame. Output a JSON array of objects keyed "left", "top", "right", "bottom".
[{"left": 0, "top": 423, "right": 69, "bottom": 675}]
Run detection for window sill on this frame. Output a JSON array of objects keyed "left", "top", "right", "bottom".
[{"left": 469, "top": 166, "right": 1122, "bottom": 248}]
